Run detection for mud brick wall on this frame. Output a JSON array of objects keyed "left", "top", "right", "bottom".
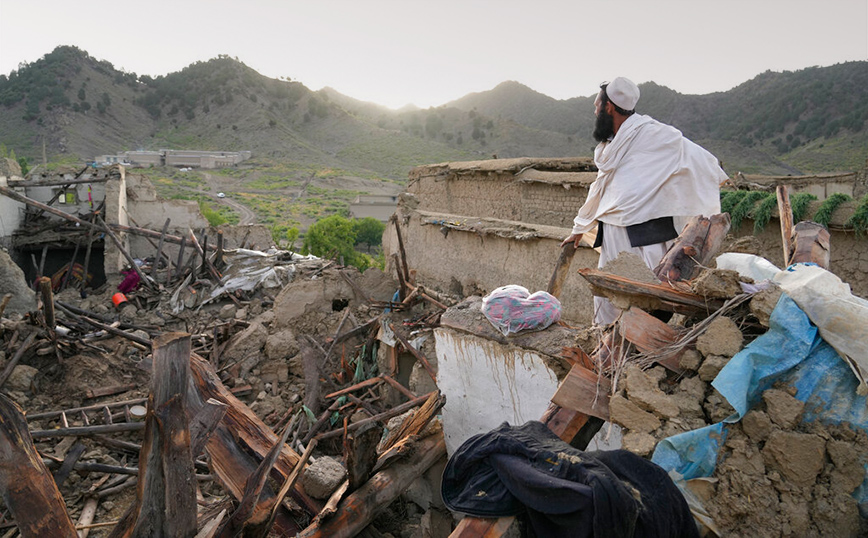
[
  {"left": 389, "top": 159, "right": 868, "bottom": 326},
  {"left": 407, "top": 172, "right": 592, "bottom": 228}
]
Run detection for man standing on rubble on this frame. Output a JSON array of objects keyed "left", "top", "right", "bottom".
[{"left": 561, "top": 77, "right": 727, "bottom": 325}]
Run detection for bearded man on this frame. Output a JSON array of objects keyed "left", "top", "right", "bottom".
[{"left": 561, "top": 77, "right": 727, "bottom": 325}]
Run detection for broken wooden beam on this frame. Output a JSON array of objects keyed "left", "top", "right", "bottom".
[
  {"left": 30, "top": 422, "right": 145, "bottom": 439},
  {"left": 296, "top": 432, "right": 446, "bottom": 538},
  {"left": 214, "top": 406, "right": 297, "bottom": 537},
  {"left": 108, "top": 332, "right": 198, "bottom": 538},
  {"left": 187, "top": 352, "right": 321, "bottom": 516},
  {"left": 38, "top": 276, "right": 56, "bottom": 330},
  {"left": 578, "top": 268, "right": 725, "bottom": 316},
  {"left": 0, "top": 331, "right": 38, "bottom": 390},
  {"left": 777, "top": 185, "right": 795, "bottom": 266},
  {"left": 389, "top": 323, "right": 437, "bottom": 382},
  {"left": 550, "top": 365, "right": 611, "bottom": 420},
  {"left": 378, "top": 391, "right": 445, "bottom": 453},
  {"left": 390, "top": 214, "right": 411, "bottom": 290},
  {"left": 618, "top": 307, "right": 687, "bottom": 374},
  {"left": 547, "top": 242, "right": 577, "bottom": 299},
  {"left": 345, "top": 422, "right": 383, "bottom": 492},
  {"left": 790, "top": 221, "right": 831, "bottom": 269},
  {"left": 653, "top": 213, "right": 731, "bottom": 282},
  {"left": 152, "top": 218, "right": 171, "bottom": 279},
  {"left": 0, "top": 393, "right": 78, "bottom": 537},
  {"left": 85, "top": 384, "right": 137, "bottom": 400}
]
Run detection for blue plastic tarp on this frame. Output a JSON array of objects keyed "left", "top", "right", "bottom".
[{"left": 652, "top": 294, "right": 868, "bottom": 500}]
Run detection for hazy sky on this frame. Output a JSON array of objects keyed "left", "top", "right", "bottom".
[{"left": 1, "top": 0, "right": 865, "bottom": 109}]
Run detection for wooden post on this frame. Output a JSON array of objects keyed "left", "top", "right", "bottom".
[
  {"left": 108, "top": 333, "right": 198, "bottom": 538},
  {"left": 38, "top": 276, "right": 56, "bottom": 330},
  {"left": 0, "top": 332, "right": 38, "bottom": 390},
  {"left": 80, "top": 214, "right": 97, "bottom": 293},
  {"left": 392, "top": 253, "right": 408, "bottom": 301},
  {"left": 171, "top": 236, "right": 186, "bottom": 285},
  {"left": 776, "top": 185, "right": 795, "bottom": 266},
  {"left": 200, "top": 234, "right": 209, "bottom": 277},
  {"left": 345, "top": 422, "right": 383, "bottom": 492},
  {"left": 653, "top": 214, "right": 730, "bottom": 282},
  {"left": 61, "top": 233, "right": 83, "bottom": 291},
  {"left": 390, "top": 215, "right": 411, "bottom": 286},
  {"left": 0, "top": 393, "right": 78, "bottom": 537},
  {"left": 152, "top": 218, "right": 171, "bottom": 280},
  {"left": 187, "top": 228, "right": 221, "bottom": 282},
  {"left": 790, "top": 221, "right": 831, "bottom": 269},
  {"left": 38, "top": 245, "right": 48, "bottom": 279},
  {"left": 215, "top": 230, "right": 225, "bottom": 269},
  {"left": 547, "top": 243, "right": 577, "bottom": 299}
]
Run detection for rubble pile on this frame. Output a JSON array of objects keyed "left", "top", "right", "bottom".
[
  {"left": 0, "top": 231, "right": 458, "bottom": 537},
  {"left": 603, "top": 264, "right": 868, "bottom": 537}
]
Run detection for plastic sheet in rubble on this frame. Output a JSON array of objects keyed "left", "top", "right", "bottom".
[
  {"left": 651, "top": 294, "right": 868, "bottom": 506},
  {"left": 169, "top": 248, "right": 318, "bottom": 312}
]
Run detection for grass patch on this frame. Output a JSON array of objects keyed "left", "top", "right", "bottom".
[
  {"left": 846, "top": 194, "right": 868, "bottom": 236},
  {"left": 813, "top": 192, "right": 852, "bottom": 227},
  {"left": 790, "top": 193, "right": 818, "bottom": 223}
]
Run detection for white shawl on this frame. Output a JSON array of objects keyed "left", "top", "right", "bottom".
[{"left": 571, "top": 114, "right": 727, "bottom": 236}]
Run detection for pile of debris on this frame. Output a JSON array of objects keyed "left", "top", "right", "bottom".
[
  {"left": 2, "top": 169, "right": 867, "bottom": 538},
  {"left": 0, "top": 200, "right": 460, "bottom": 537},
  {"left": 563, "top": 190, "right": 868, "bottom": 536}
]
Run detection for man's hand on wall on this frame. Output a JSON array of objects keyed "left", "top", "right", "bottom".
[{"left": 560, "top": 233, "right": 583, "bottom": 248}]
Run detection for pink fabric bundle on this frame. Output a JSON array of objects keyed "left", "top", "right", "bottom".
[{"left": 481, "top": 285, "right": 562, "bottom": 336}]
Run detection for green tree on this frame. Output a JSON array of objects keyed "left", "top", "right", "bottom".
[
  {"left": 285, "top": 226, "right": 300, "bottom": 250},
  {"left": 302, "top": 214, "right": 369, "bottom": 270},
  {"left": 200, "top": 203, "right": 227, "bottom": 226},
  {"left": 78, "top": 87, "right": 86, "bottom": 101},
  {"left": 17, "top": 156, "right": 29, "bottom": 175},
  {"left": 352, "top": 217, "right": 385, "bottom": 251}
]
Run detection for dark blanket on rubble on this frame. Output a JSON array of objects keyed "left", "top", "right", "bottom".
[{"left": 442, "top": 421, "right": 698, "bottom": 538}]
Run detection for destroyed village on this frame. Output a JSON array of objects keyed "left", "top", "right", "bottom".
[{"left": 0, "top": 46, "right": 867, "bottom": 538}]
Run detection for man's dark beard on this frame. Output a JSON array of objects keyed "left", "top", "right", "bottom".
[{"left": 593, "top": 107, "right": 615, "bottom": 142}]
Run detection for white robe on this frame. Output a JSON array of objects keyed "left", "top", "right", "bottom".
[
  {"left": 571, "top": 114, "right": 727, "bottom": 236},
  {"left": 573, "top": 114, "right": 727, "bottom": 325}
]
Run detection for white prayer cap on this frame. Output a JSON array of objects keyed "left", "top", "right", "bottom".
[{"left": 607, "top": 77, "right": 640, "bottom": 111}]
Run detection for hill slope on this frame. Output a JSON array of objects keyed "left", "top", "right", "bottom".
[{"left": 1, "top": 46, "right": 866, "bottom": 178}]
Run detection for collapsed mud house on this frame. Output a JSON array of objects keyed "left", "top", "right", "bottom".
[{"left": 0, "top": 155, "right": 867, "bottom": 537}]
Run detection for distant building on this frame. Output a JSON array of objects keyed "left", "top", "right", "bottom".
[
  {"left": 95, "top": 149, "right": 252, "bottom": 169},
  {"left": 349, "top": 194, "right": 398, "bottom": 222}
]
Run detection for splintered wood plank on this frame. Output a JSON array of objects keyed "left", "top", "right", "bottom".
[
  {"left": 187, "top": 352, "right": 320, "bottom": 518},
  {"left": 653, "top": 213, "right": 731, "bottom": 283},
  {"left": 109, "top": 332, "right": 197, "bottom": 538},
  {"left": 550, "top": 364, "right": 610, "bottom": 420},
  {"left": 0, "top": 393, "right": 78, "bottom": 537},
  {"left": 578, "top": 268, "right": 725, "bottom": 315},
  {"left": 791, "top": 221, "right": 831, "bottom": 268},
  {"left": 618, "top": 307, "right": 687, "bottom": 374},
  {"left": 777, "top": 185, "right": 795, "bottom": 265}
]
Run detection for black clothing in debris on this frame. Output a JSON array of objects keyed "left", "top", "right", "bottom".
[{"left": 442, "top": 421, "right": 698, "bottom": 538}]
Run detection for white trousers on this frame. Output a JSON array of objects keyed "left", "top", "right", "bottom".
[{"left": 593, "top": 223, "right": 673, "bottom": 326}]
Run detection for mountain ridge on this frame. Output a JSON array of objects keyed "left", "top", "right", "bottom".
[{"left": 1, "top": 46, "right": 866, "bottom": 178}]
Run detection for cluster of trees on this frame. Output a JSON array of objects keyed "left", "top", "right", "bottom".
[
  {"left": 0, "top": 144, "right": 29, "bottom": 174},
  {"left": 301, "top": 215, "right": 386, "bottom": 270}
]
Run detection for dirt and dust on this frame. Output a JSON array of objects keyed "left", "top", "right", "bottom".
[
  {"left": 705, "top": 409, "right": 868, "bottom": 537},
  {"left": 607, "top": 299, "right": 868, "bottom": 537}
]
